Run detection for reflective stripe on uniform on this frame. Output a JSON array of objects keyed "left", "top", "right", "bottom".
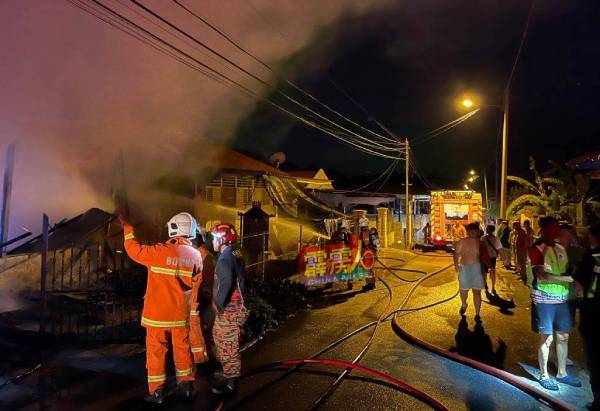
[
  {"left": 191, "top": 347, "right": 205, "bottom": 353},
  {"left": 141, "top": 316, "right": 187, "bottom": 328},
  {"left": 190, "top": 310, "right": 199, "bottom": 316},
  {"left": 150, "top": 266, "right": 193, "bottom": 278},
  {"left": 176, "top": 367, "right": 194, "bottom": 377},
  {"left": 148, "top": 374, "right": 166, "bottom": 382},
  {"left": 124, "top": 233, "right": 135, "bottom": 240}
]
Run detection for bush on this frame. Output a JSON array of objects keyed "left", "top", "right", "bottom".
[{"left": 242, "top": 278, "right": 309, "bottom": 343}]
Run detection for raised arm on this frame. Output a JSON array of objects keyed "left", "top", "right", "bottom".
[{"left": 123, "top": 224, "right": 163, "bottom": 266}]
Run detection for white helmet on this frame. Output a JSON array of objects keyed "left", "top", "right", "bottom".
[
  {"left": 337, "top": 219, "right": 349, "bottom": 230},
  {"left": 167, "top": 212, "right": 197, "bottom": 239}
]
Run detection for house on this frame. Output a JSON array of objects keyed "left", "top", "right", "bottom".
[{"left": 287, "top": 169, "right": 334, "bottom": 191}]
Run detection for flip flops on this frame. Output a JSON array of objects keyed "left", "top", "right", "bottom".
[
  {"left": 556, "top": 374, "right": 582, "bottom": 387},
  {"left": 539, "top": 378, "right": 559, "bottom": 391}
]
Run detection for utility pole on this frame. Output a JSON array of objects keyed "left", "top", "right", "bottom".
[
  {"left": 484, "top": 171, "right": 489, "bottom": 216},
  {"left": 405, "top": 139, "right": 412, "bottom": 248},
  {"left": 0, "top": 144, "right": 15, "bottom": 257},
  {"left": 500, "top": 90, "right": 509, "bottom": 219}
]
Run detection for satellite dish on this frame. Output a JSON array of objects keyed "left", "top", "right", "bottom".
[{"left": 269, "top": 152, "right": 286, "bottom": 169}]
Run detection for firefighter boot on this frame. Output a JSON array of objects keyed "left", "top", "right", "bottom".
[
  {"left": 144, "top": 388, "right": 165, "bottom": 404},
  {"left": 212, "top": 377, "right": 238, "bottom": 396},
  {"left": 177, "top": 381, "right": 194, "bottom": 401}
]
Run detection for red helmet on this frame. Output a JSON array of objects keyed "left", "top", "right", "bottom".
[{"left": 211, "top": 223, "right": 237, "bottom": 244}]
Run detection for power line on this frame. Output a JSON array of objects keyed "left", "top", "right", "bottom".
[
  {"left": 171, "top": 0, "right": 401, "bottom": 147},
  {"left": 506, "top": 0, "right": 536, "bottom": 92},
  {"left": 410, "top": 109, "right": 480, "bottom": 146},
  {"left": 71, "top": 0, "right": 402, "bottom": 159},
  {"left": 220, "top": 0, "right": 402, "bottom": 145},
  {"left": 344, "top": 159, "right": 401, "bottom": 193},
  {"left": 130, "top": 0, "right": 401, "bottom": 154}
]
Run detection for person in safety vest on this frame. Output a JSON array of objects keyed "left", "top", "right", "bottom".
[
  {"left": 210, "top": 223, "right": 248, "bottom": 396},
  {"left": 574, "top": 223, "right": 600, "bottom": 410},
  {"left": 529, "top": 216, "right": 581, "bottom": 391},
  {"left": 121, "top": 212, "right": 202, "bottom": 404},
  {"left": 188, "top": 228, "right": 215, "bottom": 367}
]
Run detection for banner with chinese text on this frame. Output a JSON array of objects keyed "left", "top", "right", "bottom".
[{"left": 298, "top": 241, "right": 375, "bottom": 286}]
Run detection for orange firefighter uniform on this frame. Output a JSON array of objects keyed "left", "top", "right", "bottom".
[
  {"left": 188, "top": 245, "right": 215, "bottom": 364},
  {"left": 123, "top": 224, "right": 202, "bottom": 394}
]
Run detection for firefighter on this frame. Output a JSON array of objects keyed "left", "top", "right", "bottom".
[
  {"left": 121, "top": 212, "right": 202, "bottom": 404},
  {"left": 210, "top": 223, "right": 248, "bottom": 396},
  {"left": 329, "top": 219, "right": 355, "bottom": 289},
  {"left": 188, "top": 228, "right": 215, "bottom": 367},
  {"left": 359, "top": 217, "right": 376, "bottom": 291},
  {"left": 331, "top": 219, "right": 350, "bottom": 245}
]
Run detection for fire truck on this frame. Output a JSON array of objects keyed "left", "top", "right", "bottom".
[{"left": 430, "top": 190, "right": 483, "bottom": 249}]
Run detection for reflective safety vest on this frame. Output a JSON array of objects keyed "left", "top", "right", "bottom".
[
  {"left": 124, "top": 225, "right": 202, "bottom": 328},
  {"left": 535, "top": 243, "right": 570, "bottom": 299}
]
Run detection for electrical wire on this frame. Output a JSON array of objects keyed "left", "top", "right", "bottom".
[
  {"left": 506, "top": 0, "right": 536, "bottom": 91},
  {"left": 70, "top": 0, "right": 402, "bottom": 159},
  {"left": 130, "top": 0, "right": 402, "bottom": 154},
  {"left": 172, "top": 0, "right": 402, "bottom": 146},
  {"left": 374, "top": 158, "right": 399, "bottom": 192},
  {"left": 411, "top": 109, "right": 481, "bottom": 146},
  {"left": 342, "top": 159, "right": 400, "bottom": 193}
]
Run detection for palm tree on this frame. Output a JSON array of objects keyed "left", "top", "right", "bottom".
[{"left": 506, "top": 157, "right": 595, "bottom": 225}]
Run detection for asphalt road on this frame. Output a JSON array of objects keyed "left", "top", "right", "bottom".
[
  {"left": 233, "top": 249, "right": 592, "bottom": 411},
  {"left": 0, "top": 249, "right": 591, "bottom": 410}
]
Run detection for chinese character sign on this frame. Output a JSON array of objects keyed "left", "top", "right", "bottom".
[{"left": 299, "top": 241, "right": 374, "bottom": 286}]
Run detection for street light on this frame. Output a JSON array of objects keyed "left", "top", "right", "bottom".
[
  {"left": 462, "top": 169, "right": 488, "bottom": 215},
  {"left": 457, "top": 94, "right": 509, "bottom": 219}
]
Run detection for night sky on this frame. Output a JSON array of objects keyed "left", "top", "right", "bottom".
[{"left": 234, "top": 0, "right": 600, "bottom": 193}]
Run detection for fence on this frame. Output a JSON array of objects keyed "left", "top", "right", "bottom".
[{"left": 40, "top": 237, "right": 146, "bottom": 345}]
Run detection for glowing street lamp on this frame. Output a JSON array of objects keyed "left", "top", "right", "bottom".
[
  {"left": 464, "top": 184, "right": 470, "bottom": 190},
  {"left": 457, "top": 93, "right": 509, "bottom": 219}
]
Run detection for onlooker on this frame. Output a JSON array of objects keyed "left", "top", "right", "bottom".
[
  {"left": 513, "top": 221, "right": 529, "bottom": 283},
  {"left": 422, "top": 222, "right": 432, "bottom": 245},
  {"left": 524, "top": 219, "right": 535, "bottom": 247},
  {"left": 559, "top": 224, "right": 586, "bottom": 273},
  {"left": 482, "top": 224, "right": 502, "bottom": 294},
  {"left": 498, "top": 220, "right": 512, "bottom": 269},
  {"left": 454, "top": 223, "right": 486, "bottom": 320},
  {"left": 529, "top": 216, "right": 581, "bottom": 391},
  {"left": 574, "top": 223, "right": 600, "bottom": 410}
]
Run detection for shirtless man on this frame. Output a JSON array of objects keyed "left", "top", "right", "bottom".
[{"left": 454, "top": 223, "right": 486, "bottom": 320}]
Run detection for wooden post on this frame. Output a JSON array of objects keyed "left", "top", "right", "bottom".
[
  {"left": 377, "top": 208, "right": 389, "bottom": 248},
  {"left": 39, "top": 214, "right": 49, "bottom": 335}
]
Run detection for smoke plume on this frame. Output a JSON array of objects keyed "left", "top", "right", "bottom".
[{"left": 0, "top": 0, "right": 386, "bottom": 237}]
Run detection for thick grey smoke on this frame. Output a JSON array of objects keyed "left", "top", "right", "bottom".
[{"left": 0, "top": 0, "right": 386, "bottom": 237}]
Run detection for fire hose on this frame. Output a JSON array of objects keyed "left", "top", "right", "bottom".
[{"left": 232, "top": 257, "right": 457, "bottom": 410}]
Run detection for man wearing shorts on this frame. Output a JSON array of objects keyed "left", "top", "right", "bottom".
[
  {"left": 454, "top": 223, "right": 486, "bottom": 320},
  {"left": 529, "top": 216, "right": 581, "bottom": 391}
]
